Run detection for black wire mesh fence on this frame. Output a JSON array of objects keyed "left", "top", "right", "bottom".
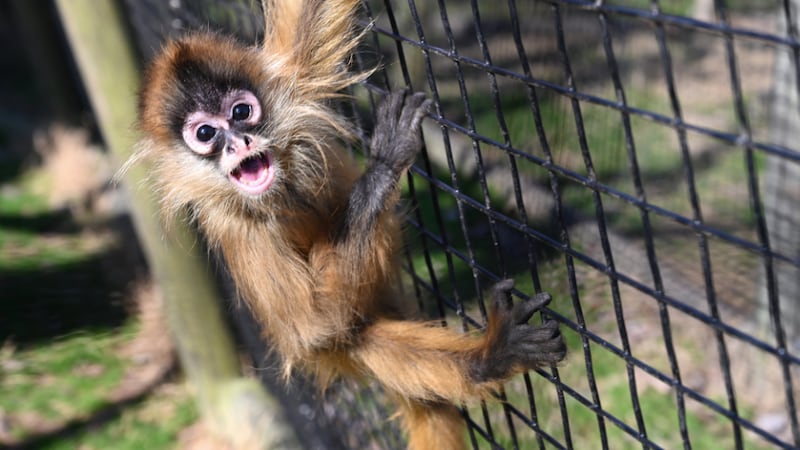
[{"left": 122, "top": 1, "right": 800, "bottom": 448}]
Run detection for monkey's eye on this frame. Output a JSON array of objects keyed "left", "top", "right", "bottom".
[
  {"left": 196, "top": 125, "right": 217, "bottom": 142},
  {"left": 231, "top": 103, "right": 252, "bottom": 121}
]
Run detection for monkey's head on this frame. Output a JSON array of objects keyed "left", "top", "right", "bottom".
[
  {"left": 139, "top": 34, "right": 279, "bottom": 202},
  {"left": 135, "top": 30, "right": 363, "bottom": 223},
  {"left": 133, "top": 1, "right": 365, "bottom": 223}
]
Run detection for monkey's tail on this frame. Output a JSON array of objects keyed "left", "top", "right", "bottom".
[{"left": 397, "top": 399, "right": 467, "bottom": 450}]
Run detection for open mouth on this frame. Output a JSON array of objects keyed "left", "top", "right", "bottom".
[{"left": 229, "top": 152, "right": 274, "bottom": 196}]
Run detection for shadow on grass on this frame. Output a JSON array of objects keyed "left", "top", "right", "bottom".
[
  {"left": 0, "top": 255, "right": 130, "bottom": 347},
  {"left": 0, "top": 211, "right": 146, "bottom": 347},
  {"left": 4, "top": 358, "right": 178, "bottom": 450}
]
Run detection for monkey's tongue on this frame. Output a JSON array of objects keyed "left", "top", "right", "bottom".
[
  {"left": 230, "top": 152, "right": 273, "bottom": 195},
  {"left": 238, "top": 157, "right": 266, "bottom": 181}
]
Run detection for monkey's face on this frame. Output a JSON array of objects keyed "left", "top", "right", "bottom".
[
  {"left": 180, "top": 89, "right": 274, "bottom": 197},
  {"left": 139, "top": 33, "right": 287, "bottom": 205},
  {"left": 138, "top": 31, "right": 347, "bottom": 219}
]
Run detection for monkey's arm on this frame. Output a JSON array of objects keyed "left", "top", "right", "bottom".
[
  {"left": 335, "top": 89, "right": 428, "bottom": 247},
  {"left": 310, "top": 89, "right": 429, "bottom": 311}
]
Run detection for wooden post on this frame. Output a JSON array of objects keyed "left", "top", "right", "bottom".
[
  {"left": 764, "top": 2, "right": 800, "bottom": 349},
  {"left": 53, "top": 1, "right": 301, "bottom": 448}
]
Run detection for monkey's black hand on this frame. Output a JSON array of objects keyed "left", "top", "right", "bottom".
[
  {"left": 336, "top": 90, "right": 430, "bottom": 244},
  {"left": 369, "top": 89, "right": 430, "bottom": 175},
  {"left": 471, "top": 279, "right": 566, "bottom": 383}
]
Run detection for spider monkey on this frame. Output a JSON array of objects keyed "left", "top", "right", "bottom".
[{"left": 130, "top": 0, "right": 566, "bottom": 448}]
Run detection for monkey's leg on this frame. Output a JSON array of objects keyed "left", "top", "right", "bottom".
[
  {"left": 344, "top": 281, "right": 563, "bottom": 449},
  {"left": 349, "top": 281, "right": 566, "bottom": 403}
]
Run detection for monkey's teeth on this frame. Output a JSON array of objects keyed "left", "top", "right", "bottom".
[{"left": 230, "top": 152, "right": 274, "bottom": 195}]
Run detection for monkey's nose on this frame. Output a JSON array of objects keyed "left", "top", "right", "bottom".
[{"left": 226, "top": 132, "right": 251, "bottom": 155}]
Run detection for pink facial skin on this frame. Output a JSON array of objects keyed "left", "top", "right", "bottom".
[{"left": 181, "top": 90, "right": 275, "bottom": 196}]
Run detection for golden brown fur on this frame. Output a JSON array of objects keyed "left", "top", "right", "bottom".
[{"left": 130, "top": 1, "right": 566, "bottom": 449}]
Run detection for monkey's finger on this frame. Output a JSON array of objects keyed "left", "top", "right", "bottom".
[
  {"left": 403, "top": 91, "right": 427, "bottom": 110},
  {"left": 410, "top": 99, "right": 432, "bottom": 131},
  {"left": 491, "top": 279, "right": 515, "bottom": 310},
  {"left": 531, "top": 292, "right": 553, "bottom": 309},
  {"left": 515, "top": 336, "right": 567, "bottom": 364},
  {"left": 510, "top": 300, "right": 537, "bottom": 324},
  {"left": 511, "top": 292, "right": 552, "bottom": 324},
  {"left": 391, "top": 88, "right": 412, "bottom": 113},
  {"left": 377, "top": 88, "right": 407, "bottom": 129},
  {"left": 398, "top": 92, "right": 429, "bottom": 129},
  {"left": 541, "top": 337, "right": 568, "bottom": 360},
  {"left": 510, "top": 321, "right": 560, "bottom": 343},
  {"left": 526, "top": 328, "right": 564, "bottom": 348},
  {"left": 370, "top": 89, "right": 408, "bottom": 157},
  {"left": 523, "top": 345, "right": 567, "bottom": 366}
]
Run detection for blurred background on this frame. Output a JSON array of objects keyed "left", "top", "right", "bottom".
[{"left": 1, "top": 1, "right": 799, "bottom": 449}]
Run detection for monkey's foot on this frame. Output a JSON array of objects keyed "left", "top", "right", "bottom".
[{"left": 471, "top": 280, "right": 566, "bottom": 382}]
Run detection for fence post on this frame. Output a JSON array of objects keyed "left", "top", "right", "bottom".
[
  {"left": 764, "top": 2, "right": 800, "bottom": 349},
  {"left": 53, "top": 1, "right": 301, "bottom": 448}
]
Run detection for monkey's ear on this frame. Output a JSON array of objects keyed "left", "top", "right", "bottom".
[{"left": 261, "top": 0, "right": 366, "bottom": 96}]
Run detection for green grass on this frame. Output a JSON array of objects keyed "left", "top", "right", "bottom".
[
  {"left": 37, "top": 387, "right": 197, "bottom": 450},
  {"left": 605, "top": 0, "right": 695, "bottom": 16},
  {"left": 0, "top": 171, "right": 92, "bottom": 271},
  {"left": 0, "top": 163, "right": 197, "bottom": 449},
  {"left": 1, "top": 327, "right": 133, "bottom": 423}
]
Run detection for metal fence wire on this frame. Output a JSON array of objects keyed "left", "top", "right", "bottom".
[{"left": 122, "top": 1, "right": 800, "bottom": 449}]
